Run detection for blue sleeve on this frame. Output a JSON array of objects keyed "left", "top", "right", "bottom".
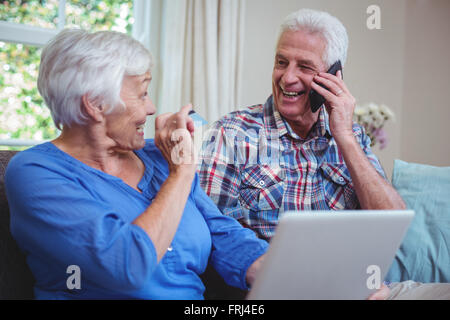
[
  {"left": 5, "top": 154, "right": 158, "bottom": 292},
  {"left": 191, "top": 174, "right": 268, "bottom": 290}
]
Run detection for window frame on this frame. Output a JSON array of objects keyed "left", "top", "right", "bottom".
[
  {"left": 0, "top": 21, "right": 60, "bottom": 47},
  {"left": 0, "top": 0, "right": 66, "bottom": 146},
  {"left": 0, "top": 0, "right": 138, "bottom": 147}
]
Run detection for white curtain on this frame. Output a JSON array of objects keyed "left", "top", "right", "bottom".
[{"left": 133, "top": 0, "right": 246, "bottom": 137}]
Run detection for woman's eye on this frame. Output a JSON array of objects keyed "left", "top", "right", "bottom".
[{"left": 141, "top": 92, "right": 148, "bottom": 99}]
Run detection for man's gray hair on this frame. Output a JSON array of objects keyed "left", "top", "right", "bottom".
[
  {"left": 38, "top": 29, "right": 152, "bottom": 130},
  {"left": 278, "top": 8, "right": 349, "bottom": 68}
]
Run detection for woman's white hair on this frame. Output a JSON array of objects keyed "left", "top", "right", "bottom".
[
  {"left": 38, "top": 29, "right": 152, "bottom": 130},
  {"left": 278, "top": 8, "right": 349, "bottom": 68}
]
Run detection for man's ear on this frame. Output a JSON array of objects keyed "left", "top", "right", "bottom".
[{"left": 81, "top": 94, "right": 105, "bottom": 123}]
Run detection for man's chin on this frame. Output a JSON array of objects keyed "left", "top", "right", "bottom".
[{"left": 276, "top": 101, "right": 310, "bottom": 119}]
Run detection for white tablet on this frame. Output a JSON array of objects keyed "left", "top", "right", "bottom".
[{"left": 247, "top": 210, "right": 414, "bottom": 300}]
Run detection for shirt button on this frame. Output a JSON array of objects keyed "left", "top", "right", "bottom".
[
  {"left": 259, "top": 180, "right": 265, "bottom": 186},
  {"left": 339, "top": 177, "right": 345, "bottom": 182},
  {"left": 167, "top": 246, "right": 173, "bottom": 252}
]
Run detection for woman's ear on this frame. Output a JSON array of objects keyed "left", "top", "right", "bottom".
[{"left": 81, "top": 94, "right": 105, "bottom": 123}]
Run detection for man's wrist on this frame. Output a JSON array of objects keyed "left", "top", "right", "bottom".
[{"left": 333, "top": 131, "right": 357, "bottom": 148}]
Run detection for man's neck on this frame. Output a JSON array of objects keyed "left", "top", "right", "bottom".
[{"left": 284, "top": 111, "right": 320, "bottom": 139}]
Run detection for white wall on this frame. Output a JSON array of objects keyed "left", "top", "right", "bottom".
[
  {"left": 240, "top": 0, "right": 409, "bottom": 179},
  {"left": 240, "top": 0, "right": 450, "bottom": 179},
  {"left": 150, "top": 0, "right": 450, "bottom": 178},
  {"left": 400, "top": 0, "right": 450, "bottom": 167}
]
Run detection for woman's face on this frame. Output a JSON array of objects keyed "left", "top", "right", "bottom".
[{"left": 104, "top": 72, "right": 156, "bottom": 151}]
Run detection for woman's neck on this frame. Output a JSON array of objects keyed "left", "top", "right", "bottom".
[{"left": 52, "top": 124, "right": 131, "bottom": 175}]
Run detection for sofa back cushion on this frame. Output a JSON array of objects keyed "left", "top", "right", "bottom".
[
  {"left": 0, "top": 150, "right": 35, "bottom": 299},
  {"left": 385, "top": 159, "right": 450, "bottom": 283}
]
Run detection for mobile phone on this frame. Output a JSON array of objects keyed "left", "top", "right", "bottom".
[
  {"left": 309, "top": 60, "right": 342, "bottom": 113},
  {"left": 188, "top": 110, "right": 208, "bottom": 127}
]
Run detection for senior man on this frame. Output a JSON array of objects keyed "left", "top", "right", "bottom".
[
  {"left": 200, "top": 9, "right": 450, "bottom": 299},
  {"left": 200, "top": 9, "right": 450, "bottom": 300},
  {"left": 199, "top": 8, "right": 405, "bottom": 242},
  {"left": 199, "top": 8, "right": 450, "bottom": 300}
]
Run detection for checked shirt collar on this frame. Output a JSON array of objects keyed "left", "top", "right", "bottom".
[{"left": 262, "top": 95, "right": 332, "bottom": 143}]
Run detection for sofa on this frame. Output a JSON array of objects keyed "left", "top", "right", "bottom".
[
  {"left": 0, "top": 150, "right": 35, "bottom": 299},
  {"left": 0, "top": 149, "right": 241, "bottom": 300},
  {"left": 384, "top": 160, "right": 450, "bottom": 283},
  {"left": 0, "top": 150, "right": 448, "bottom": 299}
]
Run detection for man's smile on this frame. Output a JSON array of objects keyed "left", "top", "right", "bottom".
[{"left": 280, "top": 87, "right": 306, "bottom": 97}]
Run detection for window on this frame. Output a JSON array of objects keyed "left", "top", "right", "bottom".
[{"left": 0, "top": 0, "right": 133, "bottom": 150}]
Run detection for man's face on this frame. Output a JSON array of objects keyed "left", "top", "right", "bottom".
[{"left": 272, "top": 29, "right": 327, "bottom": 123}]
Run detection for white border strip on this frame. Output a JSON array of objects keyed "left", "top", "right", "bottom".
[
  {"left": 0, "top": 139, "right": 48, "bottom": 147},
  {"left": 0, "top": 21, "right": 58, "bottom": 47}
]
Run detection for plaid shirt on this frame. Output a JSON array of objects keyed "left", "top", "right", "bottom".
[{"left": 199, "top": 95, "right": 386, "bottom": 240}]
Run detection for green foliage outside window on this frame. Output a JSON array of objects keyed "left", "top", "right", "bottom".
[{"left": 0, "top": 0, "right": 133, "bottom": 149}]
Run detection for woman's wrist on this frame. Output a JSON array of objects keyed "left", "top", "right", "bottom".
[{"left": 168, "top": 165, "right": 196, "bottom": 181}]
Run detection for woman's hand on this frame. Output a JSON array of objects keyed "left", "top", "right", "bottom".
[
  {"left": 246, "top": 254, "right": 266, "bottom": 287},
  {"left": 155, "top": 104, "right": 197, "bottom": 178},
  {"left": 134, "top": 104, "right": 198, "bottom": 262}
]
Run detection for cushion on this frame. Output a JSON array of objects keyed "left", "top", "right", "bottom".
[
  {"left": 385, "top": 159, "right": 450, "bottom": 283},
  {"left": 0, "top": 150, "right": 35, "bottom": 299}
]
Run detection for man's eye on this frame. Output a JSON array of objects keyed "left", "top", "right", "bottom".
[
  {"left": 276, "top": 60, "right": 287, "bottom": 67},
  {"left": 300, "top": 65, "right": 315, "bottom": 73}
]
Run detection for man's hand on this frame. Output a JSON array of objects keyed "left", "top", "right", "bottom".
[
  {"left": 367, "top": 283, "right": 391, "bottom": 300},
  {"left": 311, "top": 70, "right": 406, "bottom": 210},
  {"left": 310, "top": 70, "right": 356, "bottom": 142}
]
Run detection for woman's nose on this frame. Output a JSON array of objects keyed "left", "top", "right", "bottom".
[{"left": 147, "top": 99, "right": 156, "bottom": 116}]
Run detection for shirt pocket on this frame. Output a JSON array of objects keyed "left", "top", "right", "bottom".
[
  {"left": 239, "top": 165, "right": 285, "bottom": 211},
  {"left": 320, "top": 162, "right": 357, "bottom": 210}
]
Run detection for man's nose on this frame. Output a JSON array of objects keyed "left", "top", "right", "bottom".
[{"left": 281, "top": 65, "right": 299, "bottom": 85}]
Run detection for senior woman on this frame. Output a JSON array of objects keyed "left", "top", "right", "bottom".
[{"left": 4, "top": 29, "right": 267, "bottom": 299}]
